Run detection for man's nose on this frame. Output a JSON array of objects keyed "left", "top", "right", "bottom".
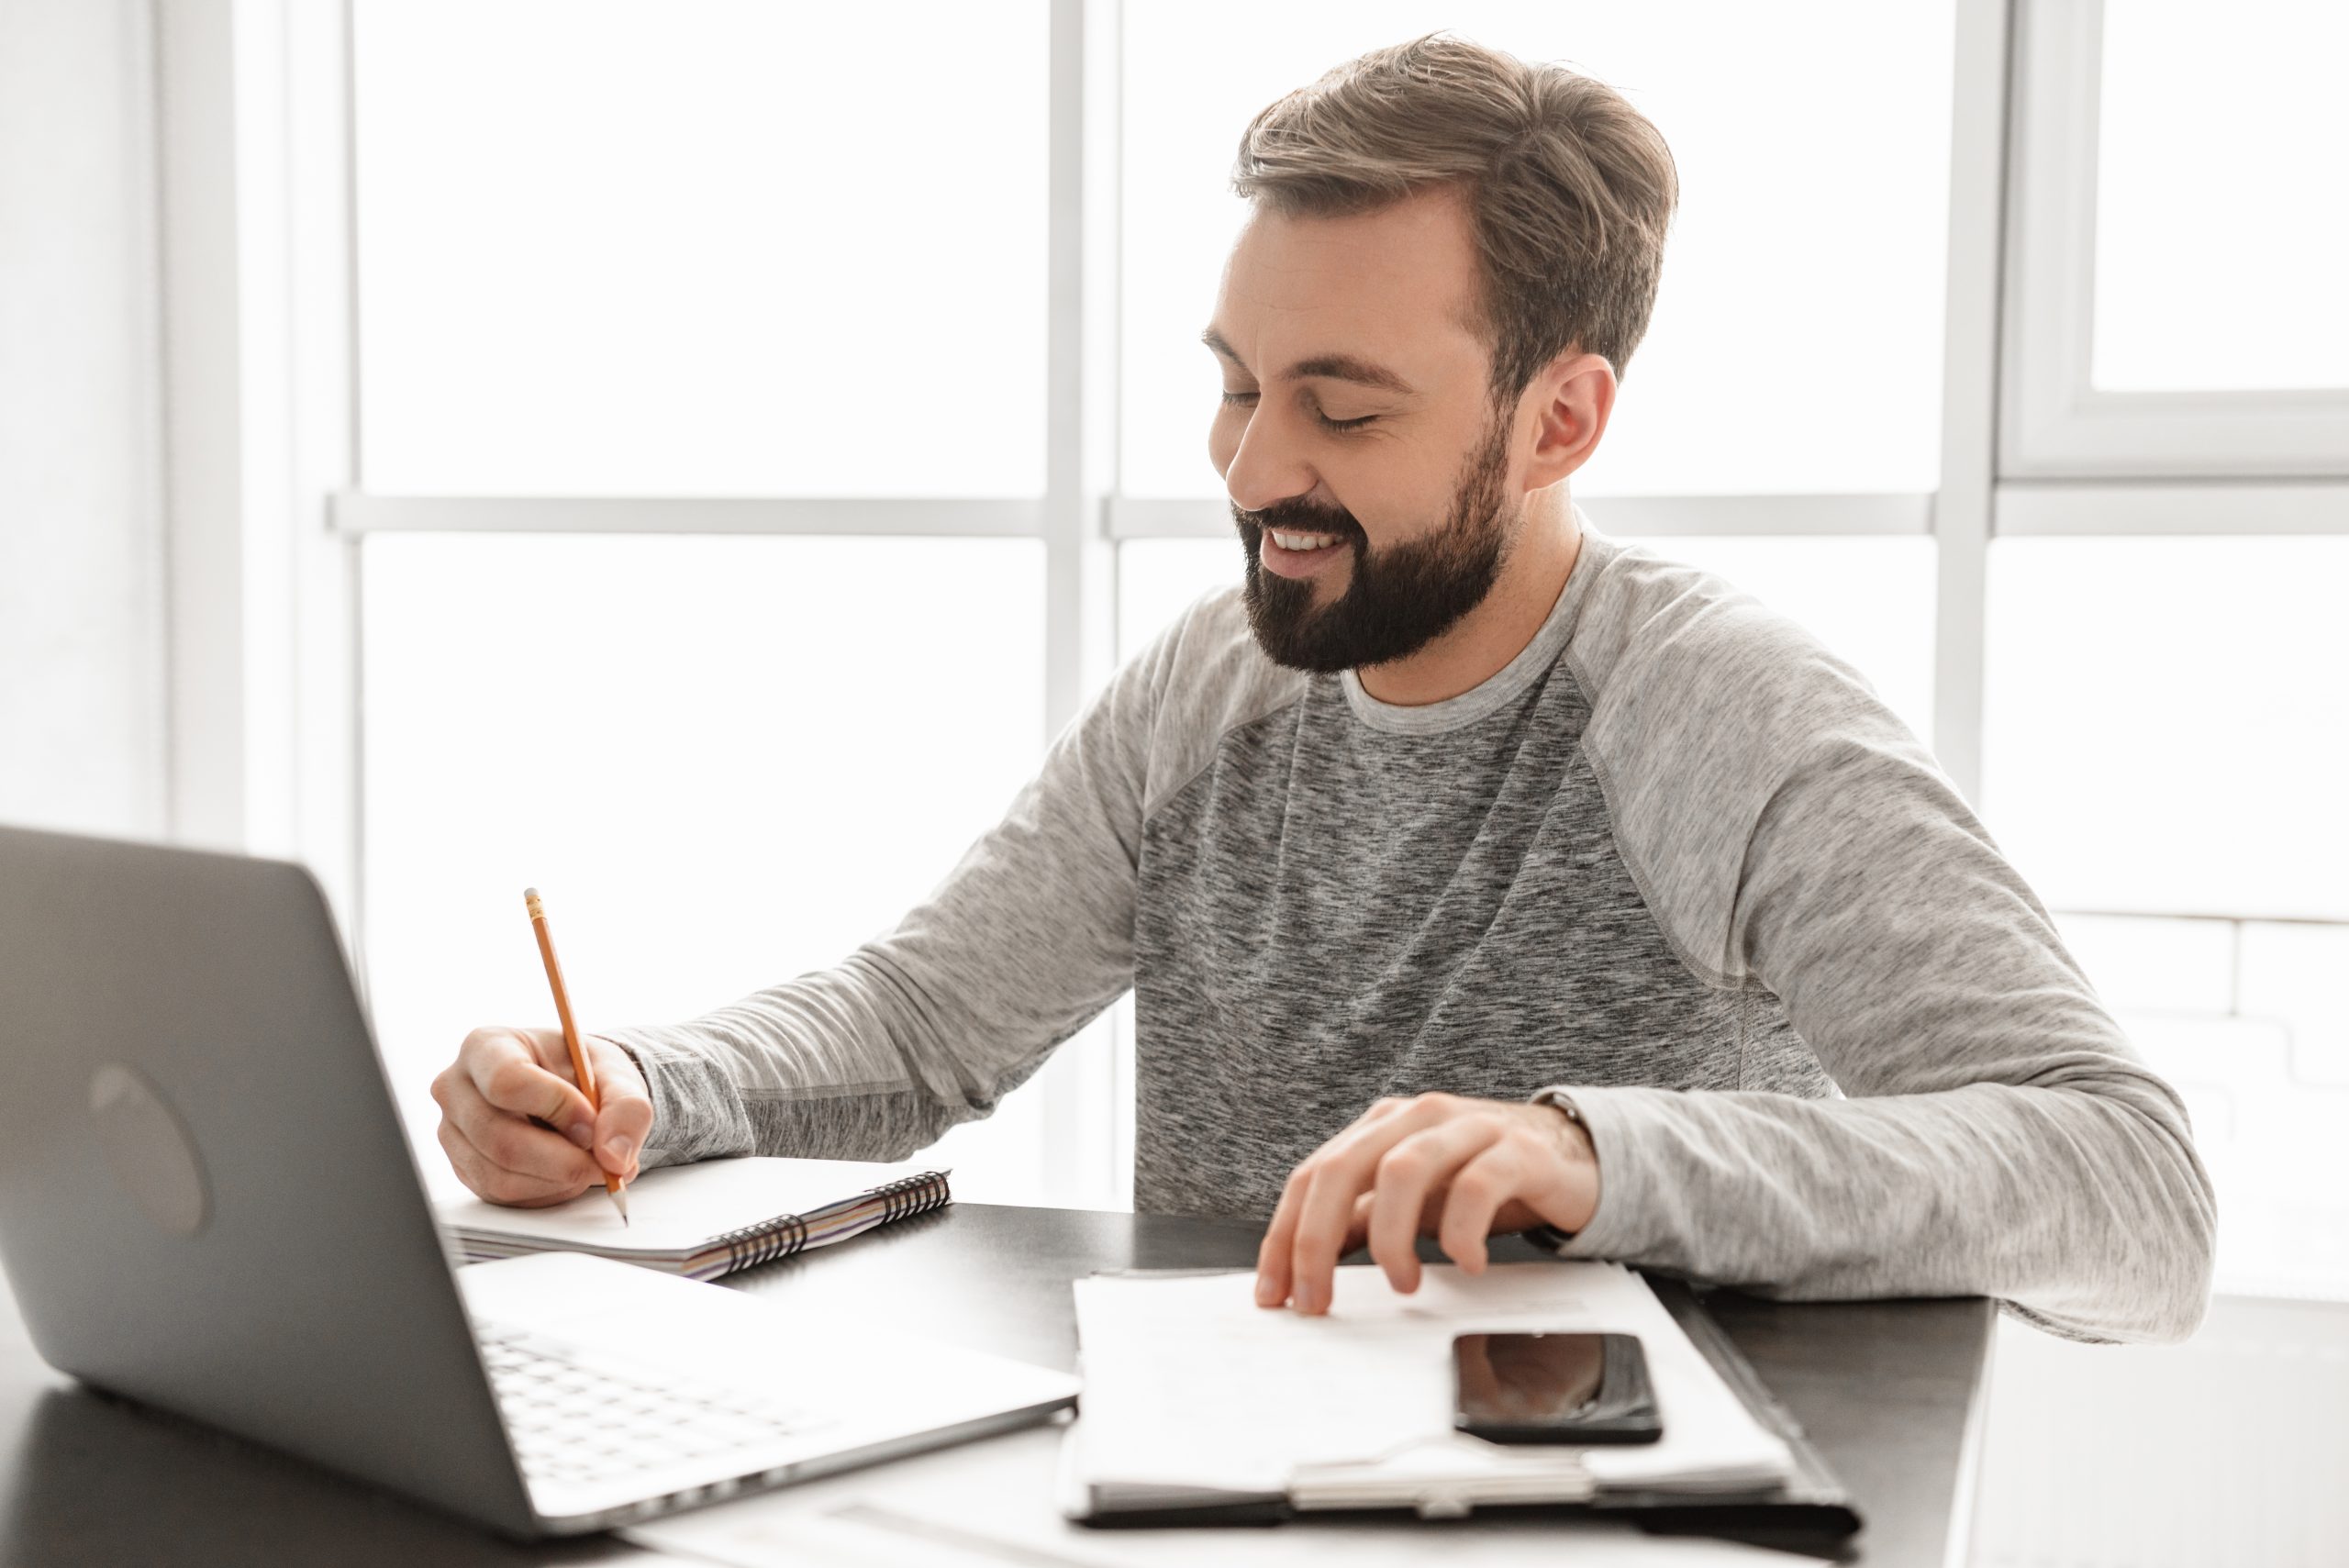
[{"left": 1218, "top": 397, "right": 1329, "bottom": 512}]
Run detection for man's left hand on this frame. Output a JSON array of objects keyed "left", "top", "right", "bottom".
[{"left": 1253, "top": 1092, "right": 1601, "bottom": 1315}]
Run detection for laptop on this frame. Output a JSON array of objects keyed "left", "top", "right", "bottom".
[{"left": 0, "top": 823, "right": 1080, "bottom": 1538}]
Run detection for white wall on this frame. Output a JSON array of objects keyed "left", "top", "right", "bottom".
[{"left": 0, "top": 0, "right": 168, "bottom": 838}]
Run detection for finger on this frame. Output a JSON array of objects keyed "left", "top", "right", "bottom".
[
  {"left": 1254, "top": 1164, "right": 1313, "bottom": 1307},
  {"left": 1341, "top": 1190, "right": 1375, "bottom": 1257},
  {"left": 1288, "top": 1098, "right": 1453, "bottom": 1315},
  {"left": 442, "top": 1116, "right": 597, "bottom": 1206},
  {"left": 584, "top": 1035, "right": 653, "bottom": 1178},
  {"left": 446, "top": 1077, "right": 603, "bottom": 1189},
  {"left": 438, "top": 1118, "right": 595, "bottom": 1207},
  {"left": 1368, "top": 1118, "right": 1506, "bottom": 1295},
  {"left": 1437, "top": 1138, "right": 1534, "bottom": 1273},
  {"left": 468, "top": 1030, "right": 599, "bottom": 1139}
]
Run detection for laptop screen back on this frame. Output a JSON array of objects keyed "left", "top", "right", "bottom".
[{"left": 0, "top": 824, "right": 538, "bottom": 1537}]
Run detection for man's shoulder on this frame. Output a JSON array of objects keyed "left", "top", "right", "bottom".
[
  {"left": 1568, "top": 539, "right": 1912, "bottom": 774},
  {"left": 1563, "top": 535, "right": 1954, "bottom": 984},
  {"left": 1559, "top": 539, "right": 1926, "bottom": 807}
]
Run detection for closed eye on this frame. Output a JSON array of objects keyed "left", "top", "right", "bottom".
[{"left": 1219, "top": 390, "right": 1376, "bottom": 434}]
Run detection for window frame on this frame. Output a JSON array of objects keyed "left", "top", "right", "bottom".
[{"left": 1999, "top": 0, "right": 2349, "bottom": 480}]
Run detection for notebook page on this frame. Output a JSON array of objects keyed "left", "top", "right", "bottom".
[{"left": 435, "top": 1156, "right": 944, "bottom": 1255}]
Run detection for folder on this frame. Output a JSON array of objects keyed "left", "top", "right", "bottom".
[{"left": 1060, "top": 1262, "right": 1860, "bottom": 1548}]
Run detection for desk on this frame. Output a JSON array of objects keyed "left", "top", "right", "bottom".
[{"left": 0, "top": 1203, "right": 1992, "bottom": 1566}]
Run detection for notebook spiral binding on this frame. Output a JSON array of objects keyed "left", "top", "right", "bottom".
[{"left": 712, "top": 1172, "right": 952, "bottom": 1275}]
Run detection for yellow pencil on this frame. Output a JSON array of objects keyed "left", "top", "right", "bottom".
[{"left": 523, "top": 888, "right": 629, "bottom": 1224}]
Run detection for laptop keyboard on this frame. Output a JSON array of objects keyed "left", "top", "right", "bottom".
[{"left": 478, "top": 1327, "right": 831, "bottom": 1492}]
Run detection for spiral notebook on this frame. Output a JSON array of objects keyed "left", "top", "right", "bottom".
[{"left": 435, "top": 1157, "right": 952, "bottom": 1282}]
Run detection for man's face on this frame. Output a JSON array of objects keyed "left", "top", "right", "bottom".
[{"left": 1204, "top": 185, "right": 1525, "bottom": 673}]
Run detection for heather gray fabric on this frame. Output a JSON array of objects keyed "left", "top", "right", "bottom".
[{"left": 600, "top": 511, "right": 2216, "bottom": 1344}]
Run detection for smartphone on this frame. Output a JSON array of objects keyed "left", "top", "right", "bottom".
[{"left": 1452, "top": 1330, "right": 1664, "bottom": 1445}]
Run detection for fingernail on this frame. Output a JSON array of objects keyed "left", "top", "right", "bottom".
[
  {"left": 603, "top": 1135, "right": 634, "bottom": 1164},
  {"left": 565, "top": 1122, "right": 595, "bottom": 1149},
  {"left": 1255, "top": 1275, "right": 1278, "bottom": 1306}
]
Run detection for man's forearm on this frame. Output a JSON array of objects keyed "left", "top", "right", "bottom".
[
  {"left": 597, "top": 986, "right": 978, "bottom": 1172},
  {"left": 597, "top": 940, "right": 1095, "bottom": 1170},
  {"left": 1533, "top": 1063, "right": 2217, "bottom": 1343}
]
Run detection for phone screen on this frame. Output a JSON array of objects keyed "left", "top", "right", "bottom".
[{"left": 1452, "top": 1331, "right": 1663, "bottom": 1444}]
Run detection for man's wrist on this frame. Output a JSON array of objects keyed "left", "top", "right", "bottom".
[{"left": 1528, "top": 1086, "right": 1597, "bottom": 1244}]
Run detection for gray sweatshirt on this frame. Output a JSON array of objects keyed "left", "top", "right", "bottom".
[{"left": 603, "top": 516, "right": 2216, "bottom": 1344}]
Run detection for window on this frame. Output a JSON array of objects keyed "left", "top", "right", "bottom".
[
  {"left": 2001, "top": 0, "right": 2349, "bottom": 476},
  {"left": 207, "top": 3, "right": 2333, "bottom": 1274},
  {"left": 2092, "top": 1, "right": 2349, "bottom": 393},
  {"left": 353, "top": 0, "right": 1051, "bottom": 495}
]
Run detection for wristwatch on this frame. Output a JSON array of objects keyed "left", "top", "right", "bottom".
[{"left": 1531, "top": 1085, "right": 1587, "bottom": 1132}]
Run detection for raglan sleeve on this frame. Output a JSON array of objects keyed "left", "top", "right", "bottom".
[
  {"left": 1530, "top": 621, "right": 2217, "bottom": 1344},
  {"left": 589, "top": 606, "right": 1185, "bottom": 1172}
]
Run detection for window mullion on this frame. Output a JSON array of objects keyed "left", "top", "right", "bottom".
[{"left": 1036, "top": 0, "right": 1121, "bottom": 1207}]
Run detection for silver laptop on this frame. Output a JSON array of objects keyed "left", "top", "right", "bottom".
[{"left": 0, "top": 823, "right": 1079, "bottom": 1538}]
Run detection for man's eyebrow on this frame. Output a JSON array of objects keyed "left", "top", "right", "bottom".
[{"left": 1200, "top": 326, "right": 1417, "bottom": 397}]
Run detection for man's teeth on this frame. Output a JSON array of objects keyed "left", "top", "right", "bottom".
[{"left": 1269, "top": 530, "right": 1341, "bottom": 551}]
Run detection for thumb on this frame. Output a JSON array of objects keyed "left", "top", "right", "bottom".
[
  {"left": 585, "top": 1036, "right": 653, "bottom": 1175},
  {"left": 477, "top": 1034, "right": 599, "bottom": 1139}
]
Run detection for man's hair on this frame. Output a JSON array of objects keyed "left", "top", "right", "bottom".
[{"left": 1230, "top": 31, "right": 1679, "bottom": 411}]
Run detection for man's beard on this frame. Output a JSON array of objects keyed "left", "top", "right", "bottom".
[{"left": 1233, "top": 405, "right": 1517, "bottom": 674}]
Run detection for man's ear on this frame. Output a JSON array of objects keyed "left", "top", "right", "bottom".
[{"left": 1520, "top": 350, "right": 1617, "bottom": 490}]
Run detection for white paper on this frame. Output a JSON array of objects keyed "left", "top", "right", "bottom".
[
  {"left": 1068, "top": 1262, "right": 1789, "bottom": 1499},
  {"left": 434, "top": 1156, "right": 943, "bottom": 1255}
]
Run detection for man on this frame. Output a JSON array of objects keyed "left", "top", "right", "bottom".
[{"left": 433, "top": 34, "right": 2214, "bottom": 1343}]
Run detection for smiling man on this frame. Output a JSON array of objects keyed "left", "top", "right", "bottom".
[{"left": 432, "top": 33, "right": 2215, "bottom": 1343}]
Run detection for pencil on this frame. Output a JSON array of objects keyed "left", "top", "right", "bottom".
[{"left": 523, "top": 887, "right": 629, "bottom": 1224}]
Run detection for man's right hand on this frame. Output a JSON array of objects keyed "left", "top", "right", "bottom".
[{"left": 431, "top": 1027, "right": 654, "bottom": 1207}]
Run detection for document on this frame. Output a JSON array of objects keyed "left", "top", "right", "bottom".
[{"left": 1068, "top": 1261, "right": 1791, "bottom": 1508}]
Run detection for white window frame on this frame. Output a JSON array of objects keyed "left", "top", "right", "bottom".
[
  {"left": 158, "top": 0, "right": 2349, "bottom": 1209},
  {"left": 1999, "top": 0, "right": 2349, "bottom": 481},
  {"left": 157, "top": 0, "right": 365, "bottom": 978}
]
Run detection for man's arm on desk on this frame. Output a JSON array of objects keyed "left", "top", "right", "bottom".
[{"left": 1526, "top": 623, "right": 2218, "bottom": 1346}]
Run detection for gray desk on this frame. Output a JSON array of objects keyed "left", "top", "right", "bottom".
[{"left": 0, "top": 1203, "right": 1992, "bottom": 1565}]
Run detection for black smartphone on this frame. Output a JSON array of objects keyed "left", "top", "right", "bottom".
[{"left": 1452, "top": 1330, "right": 1664, "bottom": 1444}]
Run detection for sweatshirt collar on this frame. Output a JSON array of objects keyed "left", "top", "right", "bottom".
[{"left": 1340, "top": 504, "right": 1616, "bottom": 736}]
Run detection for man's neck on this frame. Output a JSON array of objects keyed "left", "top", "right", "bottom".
[{"left": 1354, "top": 495, "right": 1582, "bottom": 707}]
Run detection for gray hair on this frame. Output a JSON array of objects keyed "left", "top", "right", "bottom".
[{"left": 1230, "top": 30, "right": 1680, "bottom": 408}]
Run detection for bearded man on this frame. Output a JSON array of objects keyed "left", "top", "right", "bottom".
[{"left": 432, "top": 33, "right": 2213, "bottom": 1345}]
